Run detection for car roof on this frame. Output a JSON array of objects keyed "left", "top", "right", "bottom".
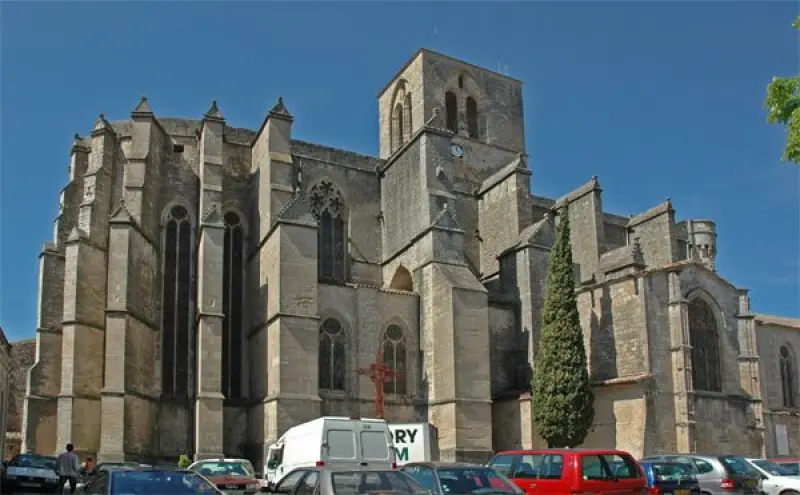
[
  {"left": 16, "top": 453, "right": 56, "bottom": 460},
  {"left": 403, "top": 462, "right": 486, "bottom": 469},
  {"left": 305, "top": 466, "right": 401, "bottom": 473},
  {"left": 645, "top": 453, "right": 738, "bottom": 459},
  {"left": 191, "top": 458, "right": 250, "bottom": 463},
  {"left": 111, "top": 467, "right": 194, "bottom": 474},
  {"left": 496, "top": 449, "right": 631, "bottom": 456}
]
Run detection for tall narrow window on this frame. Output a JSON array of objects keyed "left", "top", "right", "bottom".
[
  {"left": 222, "top": 211, "right": 245, "bottom": 399},
  {"left": 403, "top": 93, "right": 412, "bottom": 143},
  {"left": 688, "top": 298, "right": 722, "bottom": 392},
  {"left": 319, "top": 318, "right": 346, "bottom": 391},
  {"left": 780, "top": 345, "right": 796, "bottom": 408},
  {"left": 161, "top": 204, "right": 194, "bottom": 398},
  {"left": 391, "top": 105, "right": 401, "bottom": 153},
  {"left": 383, "top": 325, "right": 407, "bottom": 396},
  {"left": 394, "top": 104, "right": 405, "bottom": 148},
  {"left": 466, "top": 97, "right": 479, "bottom": 139},
  {"left": 309, "top": 180, "right": 347, "bottom": 284},
  {"left": 445, "top": 91, "right": 458, "bottom": 133}
]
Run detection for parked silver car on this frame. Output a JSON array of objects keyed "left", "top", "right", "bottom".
[
  {"left": 640, "top": 454, "right": 761, "bottom": 495},
  {"left": 263, "top": 466, "right": 430, "bottom": 495}
]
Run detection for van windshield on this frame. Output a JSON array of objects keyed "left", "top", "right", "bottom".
[{"left": 332, "top": 470, "right": 429, "bottom": 495}]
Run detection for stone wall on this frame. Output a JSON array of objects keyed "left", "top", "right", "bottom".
[
  {"left": 7, "top": 339, "right": 35, "bottom": 459},
  {"left": 755, "top": 315, "right": 800, "bottom": 457}
]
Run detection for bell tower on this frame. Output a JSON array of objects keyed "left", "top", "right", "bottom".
[{"left": 377, "top": 48, "right": 526, "bottom": 161}]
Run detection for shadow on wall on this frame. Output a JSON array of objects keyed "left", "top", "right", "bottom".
[
  {"left": 389, "top": 266, "right": 414, "bottom": 292},
  {"left": 590, "top": 287, "right": 618, "bottom": 382}
]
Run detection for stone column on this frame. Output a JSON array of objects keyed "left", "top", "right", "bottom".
[
  {"left": 667, "top": 268, "right": 695, "bottom": 453},
  {"left": 735, "top": 291, "right": 766, "bottom": 456},
  {"left": 194, "top": 102, "right": 226, "bottom": 459}
]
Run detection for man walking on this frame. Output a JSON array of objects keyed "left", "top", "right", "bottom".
[{"left": 56, "top": 443, "right": 80, "bottom": 494}]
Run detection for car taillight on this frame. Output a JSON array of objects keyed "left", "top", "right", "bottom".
[
  {"left": 315, "top": 461, "right": 325, "bottom": 467},
  {"left": 392, "top": 462, "right": 397, "bottom": 469},
  {"left": 720, "top": 479, "right": 735, "bottom": 491}
]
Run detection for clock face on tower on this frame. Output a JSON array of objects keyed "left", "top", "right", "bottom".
[{"left": 450, "top": 144, "right": 464, "bottom": 158}]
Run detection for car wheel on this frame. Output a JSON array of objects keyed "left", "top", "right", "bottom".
[{"left": 781, "top": 491, "right": 800, "bottom": 495}]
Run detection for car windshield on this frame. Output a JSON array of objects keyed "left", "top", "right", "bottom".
[
  {"left": 720, "top": 456, "right": 760, "bottom": 477},
  {"left": 111, "top": 470, "right": 217, "bottom": 494},
  {"left": 331, "top": 470, "right": 430, "bottom": 495},
  {"left": 752, "top": 460, "right": 795, "bottom": 477},
  {"left": 12, "top": 455, "right": 56, "bottom": 470},
  {"left": 192, "top": 461, "right": 254, "bottom": 477},
  {"left": 775, "top": 462, "right": 800, "bottom": 475},
  {"left": 650, "top": 462, "right": 694, "bottom": 481},
  {"left": 436, "top": 468, "right": 518, "bottom": 494}
]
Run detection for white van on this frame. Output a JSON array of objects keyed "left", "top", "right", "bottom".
[{"left": 264, "top": 417, "right": 396, "bottom": 485}]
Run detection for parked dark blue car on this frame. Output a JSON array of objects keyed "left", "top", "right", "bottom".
[{"left": 639, "top": 461, "right": 701, "bottom": 495}]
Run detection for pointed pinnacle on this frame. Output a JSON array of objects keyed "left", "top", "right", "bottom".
[
  {"left": 269, "top": 96, "right": 292, "bottom": 119},
  {"left": 93, "top": 114, "right": 109, "bottom": 131},
  {"left": 132, "top": 96, "right": 153, "bottom": 115},
  {"left": 204, "top": 99, "right": 224, "bottom": 121}
]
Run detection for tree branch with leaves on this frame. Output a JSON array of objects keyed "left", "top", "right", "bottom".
[{"left": 764, "top": 16, "right": 800, "bottom": 165}]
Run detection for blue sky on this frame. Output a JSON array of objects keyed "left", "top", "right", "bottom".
[{"left": 1, "top": 1, "right": 798, "bottom": 341}]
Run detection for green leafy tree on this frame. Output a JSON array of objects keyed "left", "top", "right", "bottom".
[
  {"left": 764, "top": 16, "right": 800, "bottom": 165},
  {"left": 178, "top": 454, "right": 192, "bottom": 468},
  {"left": 532, "top": 207, "right": 595, "bottom": 448}
]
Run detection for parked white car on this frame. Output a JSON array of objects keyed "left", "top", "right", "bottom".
[
  {"left": 2, "top": 453, "right": 60, "bottom": 492},
  {"left": 746, "top": 458, "right": 800, "bottom": 495}
]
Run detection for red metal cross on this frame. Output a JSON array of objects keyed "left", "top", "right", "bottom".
[{"left": 355, "top": 349, "right": 404, "bottom": 419}]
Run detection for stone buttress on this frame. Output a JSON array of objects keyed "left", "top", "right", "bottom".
[
  {"left": 99, "top": 97, "right": 163, "bottom": 461},
  {"left": 247, "top": 99, "right": 322, "bottom": 466},
  {"left": 194, "top": 102, "right": 227, "bottom": 460},
  {"left": 22, "top": 134, "right": 92, "bottom": 455},
  {"left": 57, "top": 114, "right": 115, "bottom": 457}
]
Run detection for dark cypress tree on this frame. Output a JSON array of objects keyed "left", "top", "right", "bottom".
[{"left": 532, "top": 206, "right": 595, "bottom": 448}]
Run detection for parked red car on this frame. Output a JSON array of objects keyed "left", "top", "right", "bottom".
[
  {"left": 487, "top": 449, "right": 647, "bottom": 495},
  {"left": 188, "top": 458, "right": 262, "bottom": 494}
]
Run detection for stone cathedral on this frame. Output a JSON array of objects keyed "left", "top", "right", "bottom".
[{"left": 22, "top": 49, "right": 800, "bottom": 464}]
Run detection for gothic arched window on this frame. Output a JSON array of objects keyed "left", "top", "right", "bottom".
[
  {"left": 222, "top": 211, "right": 245, "bottom": 399},
  {"left": 780, "top": 345, "right": 796, "bottom": 408},
  {"left": 383, "top": 325, "right": 407, "bottom": 396},
  {"left": 161, "top": 204, "right": 194, "bottom": 398},
  {"left": 309, "top": 180, "right": 346, "bottom": 284},
  {"left": 319, "top": 318, "right": 346, "bottom": 391},
  {"left": 466, "top": 97, "right": 479, "bottom": 139},
  {"left": 403, "top": 93, "right": 412, "bottom": 143},
  {"left": 688, "top": 298, "right": 722, "bottom": 392},
  {"left": 445, "top": 91, "right": 458, "bottom": 133}
]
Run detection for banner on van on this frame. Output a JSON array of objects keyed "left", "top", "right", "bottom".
[{"left": 389, "top": 424, "right": 428, "bottom": 465}]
